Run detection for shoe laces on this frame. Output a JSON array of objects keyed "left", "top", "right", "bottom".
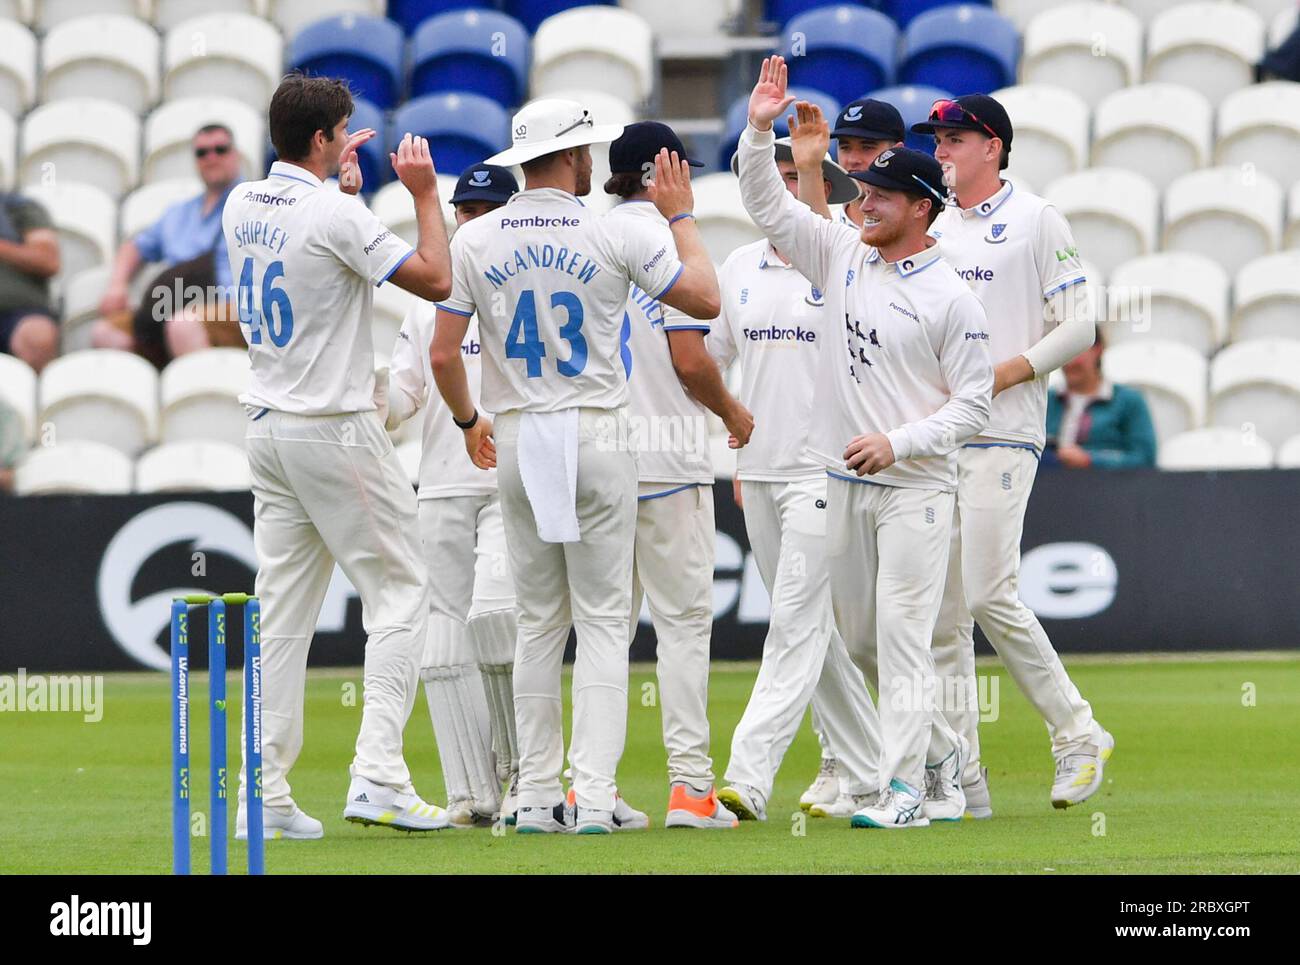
[{"left": 818, "top": 758, "right": 837, "bottom": 779}]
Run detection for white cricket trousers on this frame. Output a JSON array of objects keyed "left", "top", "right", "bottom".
[
  {"left": 825, "top": 477, "right": 960, "bottom": 793},
  {"left": 495, "top": 407, "right": 637, "bottom": 813},
  {"left": 632, "top": 483, "right": 716, "bottom": 790},
  {"left": 242, "top": 409, "right": 427, "bottom": 810},
  {"left": 725, "top": 477, "right": 882, "bottom": 802},
  {"left": 932, "top": 445, "right": 1102, "bottom": 782}
]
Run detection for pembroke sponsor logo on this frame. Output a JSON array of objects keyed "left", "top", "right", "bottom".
[{"left": 741, "top": 324, "right": 817, "bottom": 343}]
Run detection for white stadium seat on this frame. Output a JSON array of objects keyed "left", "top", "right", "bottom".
[
  {"left": 371, "top": 174, "right": 458, "bottom": 250},
  {"left": 164, "top": 14, "right": 283, "bottom": 114},
  {"left": 153, "top": 0, "right": 260, "bottom": 32},
  {"left": 1044, "top": 168, "right": 1158, "bottom": 278},
  {"left": 620, "top": 0, "right": 738, "bottom": 39},
  {"left": 1021, "top": 3, "right": 1142, "bottom": 110},
  {"left": 530, "top": 88, "right": 636, "bottom": 215},
  {"left": 1163, "top": 166, "right": 1283, "bottom": 277},
  {"left": 41, "top": 14, "right": 160, "bottom": 115},
  {"left": 993, "top": 84, "right": 1090, "bottom": 191},
  {"left": 1145, "top": 2, "right": 1265, "bottom": 108},
  {"left": 59, "top": 265, "right": 111, "bottom": 353},
  {"left": 20, "top": 98, "right": 140, "bottom": 198},
  {"left": 32, "top": 0, "right": 143, "bottom": 30},
  {"left": 395, "top": 439, "right": 421, "bottom": 486},
  {"left": 1106, "top": 252, "right": 1228, "bottom": 356},
  {"left": 1270, "top": 4, "right": 1298, "bottom": 48},
  {"left": 1288, "top": 181, "right": 1300, "bottom": 250},
  {"left": 159, "top": 348, "right": 251, "bottom": 448},
  {"left": 38, "top": 349, "right": 158, "bottom": 456},
  {"left": 1232, "top": 251, "right": 1300, "bottom": 344},
  {"left": 532, "top": 6, "right": 654, "bottom": 107},
  {"left": 0, "top": 109, "right": 15, "bottom": 190},
  {"left": 1091, "top": 84, "right": 1212, "bottom": 192},
  {"left": 1158, "top": 427, "right": 1273, "bottom": 471},
  {"left": 692, "top": 173, "right": 763, "bottom": 265},
  {"left": 0, "top": 354, "right": 37, "bottom": 446},
  {"left": 371, "top": 283, "right": 416, "bottom": 357},
  {"left": 1103, "top": 339, "right": 1207, "bottom": 444},
  {"left": 1276, "top": 433, "right": 1300, "bottom": 468},
  {"left": 15, "top": 440, "right": 135, "bottom": 495},
  {"left": 136, "top": 440, "right": 251, "bottom": 493},
  {"left": 1242, "top": 0, "right": 1297, "bottom": 25},
  {"left": 1216, "top": 82, "right": 1300, "bottom": 191},
  {"left": 0, "top": 19, "right": 36, "bottom": 116},
  {"left": 144, "top": 97, "right": 265, "bottom": 183},
  {"left": 268, "top": 0, "right": 383, "bottom": 37},
  {"left": 994, "top": 0, "right": 1062, "bottom": 31},
  {"left": 1119, "top": 0, "right": 1184, "bottom": 22},
  {"left": 22, "top": 182, "right": 116, "bottom": 284},
  {"left": 1208, "top": 338, "right": 1300, "bottom": 449},
  {"left": 120, "top": 179, "right": 202, "bottom": 242},
  {"left": 0, "top": 1, "right": 32, "bottom": 24}
]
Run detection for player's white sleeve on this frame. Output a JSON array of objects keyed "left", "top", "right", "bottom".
[
  {"left": 619, "top": 218, "right": 686, "bottom": 301},
  {"left": 885, "top": 290, "right": 993, "bottom": 462},
  {"left": 386, "top": 303, "right": 429, "bottom": 430},
  {"left": 1022, "top": 203, "right": 1095, "bottom": 376},
  {"left": 436, "top": 231, "right": 477, "bottom": 317},
  {"left": 325, "top": 195, "right": 415, "bottom": 286}
]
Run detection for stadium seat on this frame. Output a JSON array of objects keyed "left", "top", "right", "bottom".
[
  {"left": 0, "top": 0, "right": 29, "bottom": 23},
  {"left": 1208, "top": 339, "right": 1300, "bottom": 449},
  {"left": 288, "top": 14, "right": 404, "bottom": 110},
  {"left": 20, "top": 98, "right": 139, "bottom": 198},
  {"left": 869, "top": 84, "right": 953, "bottom": 154},
  {"left": 1044, "top": 168, "right": 1158, "bottom": 278},
  {"left": 505, "top": 0, "right": 616, "bottom": 34},
  {"left": 898, "top": 5, "right": 1019, "bottom": 95},
  {"left": 1232, "top": 252, "right": 1300, "bottom": 344},
  {"left": 59, "top": 265, "right": 109, "bottom": 353},
  {"left": 1216, "top": 82, "right": 1300, "bottom": 191},
  {"left": 143, "top": 97, "right": 265, "bottom": 183},
  {"left": 159, "top": 348, "right": 251, "bottom": 449},
  {"left": 22, "top": 182, "right": 116, "bottom": 283},
  {"left": 1091, "top": 84, "right": 1212, "bottom": 193},
  {"left": 0, "top": 354, "right": 37, "bottom": 446},
  {"left": 0, "top": 19, "right": 36, "bottom": 116},
  {"left": 1288, "top": 181, "right": 1300, "bottom": 250},
  {"left": 153, "top": 0, "right": 259, "bottom": 31},
  {"left": 1145, "top": 2, "right": 1266, "bottom": 108},
  {"left": 1157, "top": 427, "right": 1273, "bottom": 471},
  {"left": 0, "top": 110, "right": 15, "bottom": 190},
  {"left": 885, "top": 0, "right": 993, "bottom": 29},
  {"left": 120, "top": 179, "right": 201, "bottom": 242},
  {"left": 165, "top": 14, "right": 283, "bottom": 114},
  {"left": 268, "top": 0, "right": 385, "bottom": 37},
  {"left": 532, "top": 6, "right": 653, "bottom": 107},
  {"left": 395, "top": 439, "right": 422, "bottom": 485},
  {"left": 693, "top": 173, "right": 762, "bottom": 265},
  {"left": 31, "top": 0, "right": 138, "bottom": 31},
  {"left": 15, "top": 440, "right": 135, "bottom": 495},
  {"left": 1106, "top": 253, "right": 1228, "bottom": 356},
  {"left": 1270, "top": 3, "right": 1298, "bottom": 49},
  {"left": 345, "top": 97, "right": 390, "bottom": 191},
  {"left": 1163, "top": 167, "right": 1283, "bottom": 278},
  {"left": 411, "top": 10, "right": 529, "bottom": 108},
  {"left": 38, "top": 349, "right": 158, "bottom": 456},
  {"left": 1102, "top": 340, "right": 1207, "bottom": 444},
  {"left": 1276, "top": 433, "right": 1300, "bottom": 469},
  {"left": 621, "top": 0, "right": 738, "bottom": 39},
  {"left": 392, "top": 94, "right": 510, "bottom": 180},
  {"left": 780, "top": 7, "right": 898, "bottom": 108},
  {"left": 718, "top": 86, "right": 841, "bottom": 169},
  {"left": 371, "top": 174, "right": 459, "bottom": 249},
  {"left": 371, "top": 284, "right": 417, "bottom": 358},
  {"left": 389, "top": 0, "right": 491, "bottom": 34},
  {"left": 41, "top": 15, "right": 159, "bottom": 115},
  {"left": 136, "top": 440, "right": 251, "bottom": 493},
  {"left": 993, "top": 0, "right": 1059, "bottom": 30},
  {"left": 1021, "top": 3, "right": 1142, "bottom": 109},
  {"left": 993, "top": 84, "right": 1089, "bottom": 191}
]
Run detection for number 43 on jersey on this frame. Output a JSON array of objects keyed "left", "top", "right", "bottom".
[{"left": 506, "top": 289, "right": 588, "bottom": 378}]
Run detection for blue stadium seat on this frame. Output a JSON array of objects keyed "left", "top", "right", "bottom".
[
  {"left": 781, "top": 6, "right": 897, "bottom": 107},
  {"left": 503, "top": 0, "right": 615, "bottom": 34},
  {"left": 287, "top": 15, "right": 405, "bottom": 109},
  {"left": 392, "top": 93, "right": 510, "bottom": 176},
  {"left": 881, "top": 0, "right": 991, "bottom": 29},
  {"left": 718, "top": 86, "right": 842, "bottom": 170},
  {"left": 898, "top": 5, "right": 1019, "bottom": 95},
  {"left": 410, "top": 10, "right": 530, "bottom": 108},
  {"left": 388, "top": 0, "right": 492, "bottom": 35},
  {"left": 348, "top": 97, "right": 390, "bottom": 190},
  {"left": 765, "top": 0, "right": 834, "bottom": 28},
  {"left": 867, "top": 84, "right": 952, "bottom": 153}
]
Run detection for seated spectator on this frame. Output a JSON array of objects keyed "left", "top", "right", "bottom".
[
  {"left": 1044, "top": 332, "right": 1157, "bottom": 470},
  {"left": 93, "top": 124, "right": 243, "bottom": 366},
  {"left": 0, "top": 192, "right": 60, "bottom": 373}
]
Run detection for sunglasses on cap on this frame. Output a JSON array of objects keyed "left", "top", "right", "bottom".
[
  {"left": 194, "top": 144, "right": 233, "bottom": 159},
  {"left": 927, "top": 100, "right": 998, "bottom": 140}
]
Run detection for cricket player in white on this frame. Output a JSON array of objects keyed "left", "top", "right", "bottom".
[
  {"left": 227, "top": 75, "right": 453, "bottom": 837},
  {"left": 429, "top": 100, "right": 721, "bottom": 834},
  {"left": 710, "top": 137, "right": 886, "bottom": 822},
  {"left": 739, "top": 58, "right": 993, "bottom": 829},
  {"left": 383, "top": 162, "right": 521, "bottom": 828},
  {"left": 916, "top": 94, "right": 1113, "bottom": 812}
]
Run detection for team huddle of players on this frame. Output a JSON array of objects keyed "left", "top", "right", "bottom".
[{"left": 223, "top": 57, "right": 1114, "bottom": 840}]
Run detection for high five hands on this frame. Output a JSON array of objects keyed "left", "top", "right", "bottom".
[{"left": 748, "top": 55, "right": 798, "bottom": 132}]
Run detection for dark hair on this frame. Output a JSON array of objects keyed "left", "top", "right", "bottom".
[
  {"left": 998, "top": 141, "right": 1010, "bottom": 171},
  {"left": 902, "top": 192, "right": 943, "bottom": 227},
  {"left": 269, "top": 74, "right": 353, "bottom": 162},
  {"left": 194, "top": 123, "right": 233, "bottom": 142},
  {"left": 603, "top": 171, "right": 644, "bottom": 198}
]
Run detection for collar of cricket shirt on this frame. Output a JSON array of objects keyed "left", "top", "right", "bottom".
[
  {"left": 269, "top": 160, "right": 324, "bottom": 189},
  {"left": 959, "top": 179, "right": 1013, "bottom": 220},
  {"left": 757, "top": 240, "right": 794, "bottom": 270},
  {"left": 509, "top": 187, "right": 586, "bottom": 207},
  {"left": 864, "top": 240, "right": 943, "bottom": 277}
]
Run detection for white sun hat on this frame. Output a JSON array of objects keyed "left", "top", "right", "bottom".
[
  {"left": 730, "top": 137, "right": 861, "bottom": 204},
  {"left": 486, "top": 98, "right": 627, "bottom": 167}
]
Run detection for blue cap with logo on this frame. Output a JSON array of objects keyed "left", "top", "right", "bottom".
[
  {"left": 609, "top": 121, "right": 705, "bottom": 174},
  {"left": 450, "top": 163, "right": 519, "bottom": 205},
  {"left": 847, "top": 147, "right": 947, "bottom": 208},
  {"left": 831, "top": 98, "right": 906, "bottom": 143}
]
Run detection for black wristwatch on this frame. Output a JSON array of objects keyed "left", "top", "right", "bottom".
[{"left": 453, "top": 409, "right": 479, "bottom": 430}]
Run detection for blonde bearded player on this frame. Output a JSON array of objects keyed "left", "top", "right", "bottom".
[
  {"left": 382, "top": 162, "right": 521, "bottom": 829},
  {"left": 429, "top": 100, "right": 721, "bottom": 835}
]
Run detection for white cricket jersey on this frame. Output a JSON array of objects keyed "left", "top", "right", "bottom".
[
  {"left": 707, "top": 239, "right": 829, "bottom": 482},
  {"left": 223, "top": 161, "right": 414, "bottom": 415},
  {"left": 931, "top": 180, "right": 1087, "bottom": 450},
  {"left": 389, "top": 303, "right": 496, "bottom": 499},
  {"left": 736, "top": 125, "right": 994, "bottom": 492},
  {"left": 438, "top": 188, "right": 685, "bottom": 414},
  {"left": 606, "top": 201, "right": 712, "bottom": 487}
]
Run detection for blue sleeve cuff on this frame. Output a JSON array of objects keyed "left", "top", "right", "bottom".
[
  {"left": 378, "top": 248, "right": 415, "bottom": 285},
  {"left": 436, "top": 304, "right": 474, "bottom": 317},
  {"left": 652, "top": 263, "right": 685, "bottom": 300},
  {"left": 663, "top": 323, "right": 711, "bottom": 332},
  {"left": 1043, "top": 275, "right": 1085, "bottom": 298}
]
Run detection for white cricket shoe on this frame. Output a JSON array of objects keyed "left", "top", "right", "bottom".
[
  {"left": 665, "top": 783, "right": 739, "bottom": 829},
  {"left": 565, "top": 787, "right": 650, "bottom": 830},
  {"left": 800, "top": 758, "right": 840, "bottom": 812},
  {"left": 342, "top": 776, "right": 450, "bottom": 832},
  {"left": 515, "top": 800, "right": 574, "bottom": 834},
  {"left": 498, "top": 772, "right": 519, "bottom": 826},
  {"left": 717, "top": 783, "right": 767, "bottom": 822},
  {"left": 964, "top": 767, "right": 992, "bottom": 820},
  {"left": 808, "top": 790, "right": 880, "bottom": 818},
  {"left": 447, "top": 798, "right": 495, "bottom": 829},
  {"left": 923, "top": 735, "right": 968, "bottom": 823},
  {"left": 236, "top": 803, "right": 323, "bottom": 840},
  {"left": 575, "top": 806, "right": 614, "bottom": 835},
  {"left": 1051, "top": 730, "right": 1115, "bottom": 809},
  {"left": 850, "top": 779, "right": 930, "bottom": 829}
]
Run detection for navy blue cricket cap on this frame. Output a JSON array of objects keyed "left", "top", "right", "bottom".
[
  {"left": 831, "top": 98, "right": 905, "bottom": 143},
  {"left": 608, "top": 121, "right": 704, "bottom": 174},
  {"left": 910, "top": 93, "right": 1013, "bottom": 149},
  {"left": 450, "top": 163, "right": 519, "bottom": 204},
  {"left": 848, "top": 147, "right": 947, "bottom": 208}
]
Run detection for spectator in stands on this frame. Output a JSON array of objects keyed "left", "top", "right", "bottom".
[
  {"left": 93, "top": 124, "right": 243, "bottom": 365},
  {"left": 0, "top": 192, "right": 60, "bottom": 373},
  {"left": 1044, "top": 332, "right": 1156, "bottom": 470}
]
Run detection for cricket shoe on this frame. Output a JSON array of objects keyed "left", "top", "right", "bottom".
[
  {"left": 566, "top": 788, "right": 650, "bottom": 831},
  {"left": 1051, "top": 731, "right": 1115, "bottom": 809},
  {"left": 575, "top": 806, "right": 614, "bottom": 835},
  {"left": 808, "top": 790, "right": 880, "bottom": 819},
  {"left": 446, "top": 799, "right": 496, "bottom": 829},
  {"left": 800, "top": 758, "right": 840, "bottom": 812},
  {"left": 963, "top": 767, "right": 992, "bottom": 820},
  {"left": 515, "top": 801, "right": 574, "bottom": 834},
  {"left": 665, "top": 783, "right": 739, "bottom": 829},
  {"left": 498, "top": 772, "right": 519, "bottom": 826},
  {"left": 717, "top": 783, "right": 767, "bottom": 822},
  {"left": 850, "top": 779, "right": 930, "bottom": 829},
  {"left": 236, "top": 803, "right": 323, "bottom": 840},
  {"left": 923, "top": 735, "right": 968, "bottom": 823},
  {"left": 342, "top": 776, "right": 450, "bottom": 832}
]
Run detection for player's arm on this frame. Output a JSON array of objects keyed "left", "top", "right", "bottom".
[
  {"left": 790, "top": 102, "right": 834, "bottom": 220},
  {"left": 386, "top": 134, "right": 452, "bottom": 302},
  {"left": 384, "top": 304, "right": 429, "bottom": 430},
  {"left": 666, "top": 327, "right": 753, "bottom": 447},
  {"left": 645, "top": 149, "right": 720, "bottom": 319},
  {"left": 431, "top": 307, "right": 494, "bottom": 469}
]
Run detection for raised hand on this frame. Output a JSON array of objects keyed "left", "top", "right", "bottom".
[
  {"left": 648, "top": 148, "right": 694, "bottom": 221},
  {"left": 390, "top": 132, "right": 439, "bottom": 198},
  {"left": 338, "top": 128, "right": 376, "bottom": 196},
  {"left": 788, "top": 101, "right": 830, "bottom": 171},
  {"left": 748, "top": 55, "right": 797, "bottom": 131}
]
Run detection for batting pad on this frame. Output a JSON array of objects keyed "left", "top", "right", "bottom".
[
  {"left": 468, "top": 608, "right": 519, "bottom": 782},
  {"left": 422, "top": 664, "right": 499, "bottom": 811}
]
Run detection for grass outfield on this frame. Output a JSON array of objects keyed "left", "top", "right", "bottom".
[{"left": 3, "top": 656, "right": 1298, "bottom": 874}]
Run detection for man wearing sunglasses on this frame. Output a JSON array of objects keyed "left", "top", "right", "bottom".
[{"left": 913, "top": 94, "right": 1113, "bottom": 815}]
